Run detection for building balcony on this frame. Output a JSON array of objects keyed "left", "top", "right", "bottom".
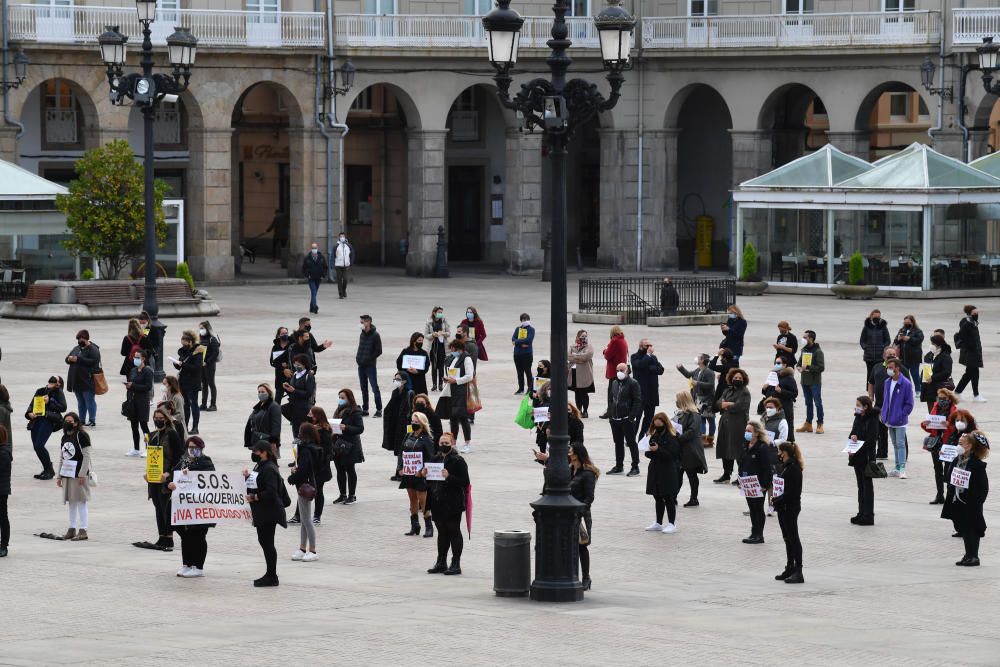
[
  {"left": 8, "top": 4, "right": 325, "bottom": 50},
  {"left": 642, "top": 11, "right": 940, "bottom": 50},
  {"left": 953, "top": 8, "right": 1000, "bottom": 47}
]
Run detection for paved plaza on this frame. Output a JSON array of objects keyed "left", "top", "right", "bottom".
[{"left": 0, "top": 270, "right": 997, "bottom": 666}]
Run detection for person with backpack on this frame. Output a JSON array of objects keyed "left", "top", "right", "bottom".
[
  {"left": 398, "top": 411, "right": 437, "bottom": 538},
  {"left": 954, "top": 305, "right": 985, "bottom": 402},
  {"left": 198, "top": 321, "right": 221, "bottom": 412},
  {"left": 288, "top": 423, "right": 321, "bottom": 562},
  {"left": 246, "top": 441, "right": 289, "bottom": 587},
  {"left": 119, "top": 318, "right": 154, "bottom": 378}
]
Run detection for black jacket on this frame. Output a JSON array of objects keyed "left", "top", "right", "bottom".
[
  {"left": 951, "top": 456, "right": 988, "bottom": 537},
  {"left": 894, "top": 326, "right": 924, "bottom": 367},
  {"left": 66, "top": 342, "right": 101, "bottom": 393},
  {"left": 774, "top": 332, "right": 798, "bottom": 367},
  {"left": 147, "top": 426, "right": 184, "bottom": 498},
  {"left": 645, "top": 429, "right": 680, "bottom": 498},
  {"left": 708, "top": 355, "right": 737, "bottom": 405},
  {"left": 200, "top": 335, "right": 221, "bottom": 366},
  {"left": 860, "top": 318, "right": 891, "bottom": 363},
  {"left": 608, "top": 376, "right": 642, "bottom": 421},
  {"left": 921, "top": 347, "right": 954, "bottom": 403},
  {"left": 568, "top": 415, "right": 584, "bottom": 445},
  {"left": 127, "top": 366, "right": 154, "bottom": 423},
  {"left": 26, "top": 386, "right": 67, "bottom": 429},
  {"left": 772, "top": 458, "right": 802, "bottom": 511},
  {"left": 302, "top": 252, "right": 328, "bottom": 281},
  {"left": 956, "top": 316, "right": 983, "bottom": 368},
  {"left": 246, "top": 399, "right": 283, "bottom": 447},
  {"left": 676, "top": 410, "right": 707, "bottom": 472},
  {"left": 720, "top": 317, "right": 747, "bottom": 357},
  {"left": 396, "top": 347, "right": 430, "bottom": 395},
  {"left": 570, "top": 467, "right": 596, "bottom": 513},
  {"left": 761, "top": 367, "right": 798, "bottom": 416},
  {"left": 285, "top": 371, "right": 316, "bottom": 412},
  {"left": 288, "top": 341, "right": 317, "bottom": 373},
  {"left": 430, "top": 450, "right": 469, "bottom": 520},
  {"left": 334, "top": 406, "right": 365, "bottom": 464},
  {"left": 630, "top": 350, "right": 664, "bottom": 407},
  {"left": 120, "top": 334, "right": 155, "bottom": 376},
  {"left": 397, "top": 432, "right": 436, "bottom": 475},
  {"left": 738, "top": 441, "right": 776, "bottom": 489},
  {"left": 848, "top": 410, "right": 879, "bottom": 468},
  {"left": 288, "top": 442, "right": 321, "bottom": 489},
  {"left": 414, "top": 404, "right": 443, "bottom": 446},
  {"left": 174, "top": 346, "right": 204, "bottom": 392},
  {"left": 250, "top": 459, "right": 287, "bottom": 528},
  {"left": 356, "top": 326, "right": 383, "bottom": 367},
  {"left": 382, "top": 387, "right": 414, "bottom": 453},
  {"left": 0, "top": 441, "right": 11, "bottom": 496},
  {"left": 270, "top": 341, "right": 291, "bottom": 378}
]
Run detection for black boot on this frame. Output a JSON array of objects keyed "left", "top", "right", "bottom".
[
  {"left": 423, "top": 516, "right": 434, "bottom": 538},
  {"left": 775, "top": 563, "right": 794, "bottom": 580},
  {"left": 443, "top": 557, "right": 462, "bottom": 575},
  {"left": 427, "top": 560, "right": 447, "bottom": 574},
  {"left": 405, "top": 514, "right": 420, "bottom": 536},
  {"left": 784, "top": 567, "right": 804, "bottom": 584}
]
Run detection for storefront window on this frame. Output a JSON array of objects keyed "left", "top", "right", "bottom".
[
  {"left": 930, "top": 204, "right": 1000, "bottom": 289},
  {"left": 766, "top": 208, "right": 827, "bottom": 284},
  {"left": 831, "top": 209, "right": 922, "bottom": 287}
]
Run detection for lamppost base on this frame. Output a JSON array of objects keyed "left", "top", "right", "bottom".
[{"left": 529, "top": 492, "right": 584, "bottom": 602}]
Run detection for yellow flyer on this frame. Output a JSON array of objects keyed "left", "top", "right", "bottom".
[
  {"left": 468, "top": 327, "right": 476, "bottom": 339},
  {"left": 32, "top": 396, "right": 46, "bottom": 415},
  {"left": 921, "top": 364, "right": 933, "bottom": 382},
  {"left": 146, "top": 445, "right": 163, "bottom": 483},
  {"left": 517, "top": 328, "right": 528, "bottom": 340},
  {"left": 447, "top": 368, "right": 459, "bottom": 379},
  {"left": 801, "top": 352, "right": 813, "bottom": 367}
]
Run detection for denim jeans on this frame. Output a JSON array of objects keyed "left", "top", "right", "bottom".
[
  {"left": 906, "top": 361, "right": 922, "bottom": 396},
  {"left": 357, "top": 365, "right": 382, "bottom": 412},
  {"left": 802, "top": 384, "right": 823, "bottom": 424},
  {"left": 888, "top": 426, "right": 907, "bottom": 470},
  {"left": 308, "top": 279, "right": 321, "bottom": 310},
  {"left": 74, "top": 389, "right": 97, "bottom": 424},
  {"left": 701, "top": 414, "right": 716, "bottom": 436}
]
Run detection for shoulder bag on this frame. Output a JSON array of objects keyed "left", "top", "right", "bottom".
[
  {"left": 92, "top": 370, "right": 109, "bottom": 396},
  {"left": 863, "top": 460, "right": 888, "bottom": 479}
]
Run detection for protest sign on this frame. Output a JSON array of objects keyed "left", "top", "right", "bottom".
[
  {"left": 766, "top": 372, "right": 779, "bottom": 387},
  {"left": 533, "top": 377, "right": 548, "bottom": 393},
  {"left": 739, "top": 475, "right": 763, "bottom": 498},
  {"left": 170, "top": 471, "right": 251, "bottom": 525},
  {"left": 32, "top": 396, "right": 46, "bottom": 415},
  {"left": 59, "top": 459, "right": 78, "bottom": 478},
  {"left": 950, "top": 467, "right": 971, "bottom": 490},
  {"left": 425, "top": 462, "right": 445, "bottom": 481},
  {"left": 921, "top": 364, "right": 933, "bottom": 382},
  {"left": 637, "top": 435, "right": 651, "bottom": 452},
  {"left": 801, "top": 353, "right": 813, "bottom": 367},
  {"left": 517, "top": 328, "right": 528, "bottom": 340},
  {"left": 402, "top": 354, "right": 427, "bottom": 370},
  {"left": 938, "top": 445, "right": 959, "bottom": 463},
  {"left": 146, "top": 445, "right": 163, "bottom": 483},
  {"left": 772, "top": 476, "right": 785, "bottom": 498},
  {"left": 925, "top": 414, "right": 947, "bottom": 430},
  {"left": 331, "top": 419, "right": 343, "bottom": 435},
  {"left": 842, "top": 440, "right": 864, "bottom": 454},
  {"left": 402, "top": 451, "right": 423, "bottom": 476},
  {"left": 532, "top": 407, "right": 550, "bottom": 423}
]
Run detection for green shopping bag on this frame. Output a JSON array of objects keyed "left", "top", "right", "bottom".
[{"left": 514, "top": 395, "right": 535, "bottom": 430}]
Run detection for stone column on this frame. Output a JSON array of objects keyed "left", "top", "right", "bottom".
[
  {"left": 504, "top": 128, "right": 543, "bottom": 274},
  {"left": 729, "top": 130, "right": 772, "bottom": 273},
  {"left": 0, "top": 126, "right": 18, "bottom": 162},
  {"left": 642, "top": 129, "right": 677, "bottom": 271},
  {"left": 186, "top": 127, "right": 235, "bottom": 281},
  {"left": 825, "top": 130, "right": 871, "bottom": 160},
  {"left": 597, "top": 128, "right": 635, "bottom": 270},
  {"left": 286, "top": 127, "right": 324, "bottom": 275},
  {"left": 406, "top": 129, "right": 448, "bottom": 277},
  {"left": 931, "top": 129, "right": 965, "bottom": 160},
  {"left": 968, "top": 130, "right": 991, "bottom": 162}
]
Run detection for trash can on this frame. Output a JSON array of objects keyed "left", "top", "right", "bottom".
[{"left": 494, "top": 529, "right": 531, "bottom": 597}]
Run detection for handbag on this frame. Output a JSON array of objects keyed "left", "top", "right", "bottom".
[
  {"left": 514, "top": 395, "right": 534, "bottom": 430},
  {"left": 332, "top": 438, "right": 353, "bottom": 459},
  {"left": 578, "top": 518, "right": 590, "bottom": 545},
  {"left": 466, "top": 378, "right": 483, "bottom": 414},
  {"left": 121, "top": 400, "right": 135, "bottom": 420},
  {"left": 92, "top": 371, "right": 108, "bottom": 396},
  {"left": 922, "top": 434, "right": 941, "bottom": 452},
  {"left": 297, "top": 483, "right": 316, "bottom": 501},
  {"left": 863, "top": 460, "right": 888, "bottom": 479}
]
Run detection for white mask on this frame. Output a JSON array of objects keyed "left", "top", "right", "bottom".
[
  {"left": 694, "top": 357, "right": 701, "bottom": 365},
  {"left": 311, "top": 248, "right": 318, "bottom": 255},
  {"left": 932, "top": 345, "right": 941, "bottom": 354},
  {"left": 393, "top": 380, "right": 403, "bottom": 388},
  {"left": 521, "top": 321, "right": 531, "bottom": 328},
  {"left": 616, "top": 371, "right": 626, "bottom": 381},
  {"left": 765, "top": 407, "right": 777, "bottom": 417},
  {"left": 339, "top": 236, "right": 346, "bottom": 243},
  {"left": 198, "top": 328, "right": 207, "bottom": 336},
  {"left": 955, "top": 420, "right": 968, "bottom": 431}
]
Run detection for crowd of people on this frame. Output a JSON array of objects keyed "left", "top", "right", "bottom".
[{"left": 0, "top": 298, "right": 990, "bottom": 591}]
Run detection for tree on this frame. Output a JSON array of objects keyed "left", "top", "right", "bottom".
[
  {"left": 740, "top": 242, "right": 759, "bottom": 281},
  {"left": 56, "top": 140, "right": 169, "bottom": 279}
]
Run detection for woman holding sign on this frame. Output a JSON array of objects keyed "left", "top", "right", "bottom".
[
  {"left": 396, "top": 332, "right": 430, "bottom": 396},
  {"left": 427, "top": 432, "right": 470, "bottom": 576},
  {"left": 134, "top": 406, "right": 184, "bottom": 552},
  {"left": 950, "top": 431, "right": 989, "bottom": 566},
  {"left": 247, "top": 441, "right": 288, "bottom": 587},
  {"left": 443, "top": 339, "right": 476, "bottom": 454},
  {"left": 25, "top": 376, "right": 66, "bottom": 481},
  {"left": 848, "top": 396, "right": 879, "bottom": 526},
  {"left": 167, "top": 435, "right": 215, "bottom": 578},
  {"left": 398, "top": 411, "right": 436, "bottom": 538},
  {"left": 773, "top": 442, "right": 804, "bottom": 584},
  {"left": 172, "top": 331, "right": 205, "bottom": 435},
  {"left": 738, "top": 421, "right": 775, "bottom": 544},
  {"left": 333, "top": 388, "right": 365, "bottom": 506},
  {"left": 941, "top": 412, "right": 979, "bottom": 537},
  {"left": 921, "top": 334, "right": 954, "bottom": 412},
  {"left": 55, "top": 413, "right": 93, "bottom": 541},
  {"left": 920, "top": 389, "right": 959, "bottom": 505},
  {"left": 643, "top": 413, "right": 681, "bottom": 534}
]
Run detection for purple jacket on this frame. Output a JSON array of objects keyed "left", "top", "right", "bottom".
[{"left": 881, "top": 375, "right": 914, "bottom": 427}]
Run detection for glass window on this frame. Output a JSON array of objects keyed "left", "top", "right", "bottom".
[
  {"left": 884, "top": 0, "right": 915, "bottom": 11},
  {"left": 363, "top": 0, "right": 396, "bottom": 14},
  {"left": 42, "top": 79, "right": 79, "bottom": 146},
  {"left": 889, "top": 93, "right": 909, "bottom": 121},
  {"left": 766, "top": 209, "right": 828, "bottom": 284},
  {"left": 832, "top": 210, "right": 923, "bottom": 288},
  {"left": 784, "top": 0, "right": 813, "bottom": 14},
  {"left": 689, "top": 0, "right": 717, "bottom": 16},
  {"left": 931, "top": 204, "right": 1000, "bottom": 289},
  {"left": 463, "top": 0, "right": 491, "bottom": 14}
]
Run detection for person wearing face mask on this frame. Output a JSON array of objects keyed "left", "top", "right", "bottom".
[
  {"left": 25, "top": 375, "right": 66, "bottom": 480},
  {"left": 600, "top": 326, "right": 629, "bottom": 419},
  {"left": 245, "top": 441, "right": 290, "bottom": 587},
  {"left": 532, "top": 380, "right": 551, "bottom": 453},
  {"left": 860, "top": 309, "right": 891, "bottom": 387},
  {"left": 383, "top": 372, "right": 414, "bottom": 480},
  {"left": 881, "top": 358, "right": 914, "bottom": 479},
  {"left": 133, "top": 406, "right": 184, "bottom": 551},
  {"left": 531, "top": 360, "right": 551, "bottom": 393},
  {"left": 172, "top": 331, "right": 205, "bottom": 435},
  {"left": 676, "top": 353, "right": 716, "bottom": 447},
  {"left": 442, "top": 340, "right": 476, "bottom": 453},
  {"left": 773, "top": 321, "right": 798, "bottom": 368},
  {"left": 396, "top": 332, "right": 430, "bottom": 396},
  {"left": 512, "top": 313, "right": 535, "bottom": 395},
  {"left": 463, "top": 306, "right": 488, "bottom": 362},
  {"left": 920, "top": 389, "right": 959, "bottom": 505},
  {"left": 674, "top": 391, "right": 707, "bottom": 507},
  {"left": 941, "top": 410, "right": 977, "bottom": 537},
  {"left": 954, "top": 305, "right": 985, "bottom": 402},
  {"left": 304, "top": 407, "right": 335, "bottom": 523},
  {"left": 761, "top": 398, "right": 789, "bottom": 448},
  {"left": 848, "top": 396, "right": 878, "bottom": 526},
  {"left": 773, "top": 442, "right": 804, "bottom": 584},
  {"left": 738, "top": 421, "right": 775, "bottom": 544},
  {"left": 302, "top": 242, "right": 328, "bottom": 314},
  {"left": 868, "top": 345, "right": 909, "bottom": 460},
  {"left": 119, "top": 318, "right": 154, "bottom": 378},
  {"left": 166, "top": 435, "right": 215, "bottom": 577},
  {"left": 65, "top": 329, "right": 101, "bottom": 428},
  {"left": 288, "top": 423, "right": 322, "bottom": 561},
  {"left": 269, "top": 326, "right": 292, "bottom": 403},
  {"left": 288, "top": 329, "right": 318, "bottom": 375},
  {"left": 894, "top": 314, "right": 924, "bottom": 397},
  {"left": 54, "top": 413, "right": 93, "bottom": 542},
  {"left": 398, "top": 411, "right": 437, "bottom": 537},
  {"left": 643, "top": 413, "right": 681, "bottom": 534},
  {"left": 719, "top": 305, "right": 747, "bottom": 362},
  {"left": 714, "top": 369, "right": 751, "bottom": 484},
  {"left": 411, "top": 393, "right": 443, "bottom": 446},
  {"left": 425, "top": 432, "right": 471, "bottom": 576},
  {"left": 425, "top": 307, "right": 451, "bottom": 392},
  {"left": 795, "top": 330, "right": 825, "bottom": 434},
  {"left": 631, "top": 339, "right": 665, "bottom": 437},
  {"left": 333, "top": 388, "right": 365, "bottom": 505},
  {"left": 949, "top": 432, "right": 990, "bottom": 566},
  {"left": 162, "top": 376, "right": 185, "bottom": 436},
  {"left": 356, "top": 315, "right": 383, "bottom": 418},
  {"left": 157, "top": 400, "right": 187, "bottom": 447},
  {"left": 760, "top": 356, "right": 798, "bottom": 443},
  {"left": 198, "top": 321, "right": 221, "bottom": 412},
  {"left": 281, "top": 354, "right": 316, "bottom": 442},
  {"left": 454, "top": 327, "right": 479, "bottom": 373},
  {"left": 297, "top": 317, "right": 334, "bottom": 361},
  {"left": 245, "top": 384, "right": 283, "bottom": 451},
  {"left": 568, "top": 330, "right": 595, "bottom": 418},
  {"left": 921, "top": 333, "right": 954, "bottom": 412},
  {"left": 124, "top": 350, "right": 153, "bottom": 457},
  {"left": 333, "top": 231, "right": 354, "bottom": 299},
  {"left": 606, "top": 363, "right": 643, "bottom": 476}
]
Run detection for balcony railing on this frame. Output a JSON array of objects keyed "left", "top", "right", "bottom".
[
  {"left": 8, "top": 4, "right": 325, "bottom": 49},
  {"left": 642, "top": 11, "right": 940, "bottom": 49},
  {"left": 334, "top": 14, "right": 598, "bottom": 49},
  {"left": 953, "top": 8, "right": 1000, "bottom": 46}
]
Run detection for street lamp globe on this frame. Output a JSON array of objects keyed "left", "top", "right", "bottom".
[
  {"left": 339, "top": 59, "right": 356, "bottom": 91},
  {"left": 482, "top": 0, "right": 524, "bottom": 68},
  {"left": 920, "top": 57, "right": 935, "bottom": 90},
  {"left": 978, "top": 36, "right": 999, "bottom": 74},
  {"left": 98, "top": 25, "right": 128, "bottom": 67},
  {"left": 166, "top": 27, "right": 198, "bottom": 68},
  {"left": 13, "top": 50, "right": 28, "bottom": 84},
  {"left": 595, "top": 0, "right": 636, "bottom": 71},
  {"left": 136, "top": 0, "right": 157, "bottom": 25}
]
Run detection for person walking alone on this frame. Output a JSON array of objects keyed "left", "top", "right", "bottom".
[
  {"left": 246, "top": 441, "right": 289, "bottom": 587},
  {"left": 773, "top": 441, "right": 804, "bottom": 583},
  {"left": 512, "top": 313, "right": 535, "bottom": 395},
  {"left": 356, "top": 315, "right": 383, "bottom": 418},
  {"left": 606, "top": 363, "right": 642, "bottom": 477},
  {"left": 333, "top": 232, "right": 354, "bottom": 299},
  {"left": 881, "top": 358, "right": 914, "bottom": 479},
  {"left": 302, "top": 242, "right": 328, "bottom": 314},
  {"left": 65, "top": 330, "right": 101, "bottom": 427},
  {"left": 954, "top": 305, "right": 985, "bottom": 402},
  {"left": 796, "top": 330, "right": 825, "bottom": 434},
  {"left": 631, "top": 339, "right": 664, "bottom": 436}
]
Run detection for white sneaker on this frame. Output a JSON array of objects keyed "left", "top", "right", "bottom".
[
  {"left": 291, "top": 549, "right": 306, "bottom": 561},
  {"left": 888, "top": 469, "right": 901, "bottom": 478},
  {"left": 302, "top": 551, "right": 319, "bottom": 562},
  {"left": 461, "top": 444, "right": 471, "bottom": 454},
  {"left": 767, "top": 505, "right": 775, "bottom": 516},
  {"left": 176, "top": 566, "right": 191, "bottom": 577},
  {"left": 975, "top": 395, "right": 988, "bottom": 403},
  {"left": 644, "top": 522, "right": 662, "bottom": 532},
  {"left": 140, "top": 449, "right": 147, "bottom": 458},
  {"left": 661, "top": 523, "right": 677, "bottom": 534},
  {"left": 182, "top": 567, "right": 204, "bottom": 578},
  {"left": 899, "top": 470, "right": 908, "bottom": 479},
  {"left": 125, "top": 450, "right": 140, "bottom": 457}
]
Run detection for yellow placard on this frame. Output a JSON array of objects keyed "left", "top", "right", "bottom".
[
  {"left": 32, "top": 396, "right": 46, "bottom": 415},
  {"left": 922, "top": 364, "right": 933, "bottom": 382},
  {"left": 468, "top": 327, "right": 476, "bottom": 340},
  {"left": 406, "top": 425, "right": 413, "bottom": 435},
  {"left": 533, "top": 377, "right": 547, "bottom": 392},
  {"left": 146, "top": 445, "right": 163, "bottom": 483},
  {"left": 802, "top": 353, "right": 813, "bottom": 367},
  {"left": 517, "top": 328, "right": 528, "bottom": 340},
  {"left": 447, "top": 368, "right": 459, "bottom": 379}
]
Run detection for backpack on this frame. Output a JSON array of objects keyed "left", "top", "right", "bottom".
[
  {"left": 215, "top": 335, "right": 223, "bottom": 363},
  {"left": 953, "top": 330, "right": 963, "bottom": 350}
]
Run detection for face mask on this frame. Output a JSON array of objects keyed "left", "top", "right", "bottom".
[
  {"left": 153, "top": 419, "right": 167, "bottom": 429},
  {"left": 411, "top": 422, "right": 421, "bottom": 429},
  {"left": 188, "top": 448, "right": 202, "bottom": 458},
  {"left": 521, "top": 320, "right": 530, "bottom": 327},
  {"left": 339, "top": 236, "right": 346, "bottom": 243},
  {"left": 439, "top": 446, "right": 452, "bottom": 455},
  {"left": 64, "top": 423, "right": 76, "bottom": 433},
  {"left": 416, "top": 342, "right": 423, "bottom": 349},
  {"left": 938, "top": 400, "right": 951, "bottom": 409},
  {"left": 435, "top": 312, "right": 443, "bottom": 319},
  {"left": 765, "top": 407, "right": 777, "bottom": 417},
  {"left": 393, "top": 380, "right": 403, "bottom": 388},
  {"left": 311, "top": 249, "right": 318, "bottom": 255},
  {"left": 732, "top": 379, "right": 744, "bottom": 388},
  {"left": 972, "top": 313, "right": 979, "bottom": 322},
  {"left": 251, "top": 453, "right": 262, "bottom": 463},
  {"left": 743, "top": 432, "right": 753, "bottom": 442},
  {"left": 338, "top": 398, "right": 347, "bottom": 407},
  {"left": 653, "top": 423, "right": 664, "bottom": 432},
  {"left": 258, "top": 392, "right": 269, "bottom": 402},
  {"left": 452, "top": 351, "right": 461, "bottom": 358},
  {"left": 279, "top": 334, "right": 289, "bottom": 342},
  {"left": 294, "top": 365, "right": 305, "bottom": 373},
  {"left": 728, "top": 313, "right": 736, "bottom": 319},
  {"left": 77, "top": 339, "right": 86, "bottom": 347},
  {"left": 537, "top": 368, "right": 544, "bottom": 375},
  {"left": 134, "top": 357, "right": 142, "bottom": 367},
  {"left": 773, "top": 363, "right": 782, "bottom": 370},
  {"left": 303, "top": 325, "right": 312, "bottom": 332},
  {"left": 199, "top": 328, "right": 207, "bottom": 336},
  {"left": 466, "top": 312, "right": 474, "bottom": 321},
  {"left": 616, "top": 371, "right": 626, "bottom": 381},
  {"left": 955, "top": 420, "right": 968, "bottom": 431},
  {"left": 695, "top": 357, "right": 701, "bottom": 365},
  {"left": 854, "top": 406, "right": 863, "bottom": 415},
  {"left": 360, "top": 324, "right": 367, "bottom": 331}
]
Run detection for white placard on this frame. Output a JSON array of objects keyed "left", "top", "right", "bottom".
[
  {"left": 402, "top": 451, "right": 423, "bottom": 476},
  {"left": 766, "top": 430, "right": 776, "bottom": 443},
  {"left": 245, "top": 471, "right": 258, "bottom": 490},
  {"left": 925, "top": 414, "right": 947, "bottom": 430},
  {"left": 842, "top": 440, "right": 864, "bottom": 454},
  {"left": 59, "top": 459, "right": 78, "bottom": 478},
  {"left": 739, "top": 475, "right": 764, "bottom": 498},
  {"left": 170, "top": 471, "right": 252, "bottom": 525},
  {"left": 331, "top": 419, "right": 343, "bottom": 435},
  {"left": 938, "top": 445, "right": 960, "bottom": 463},
  {"left": 950, "top": 467, "right": 971, "bottom": 489},
  {"left": 532, "top": 407, "right": 550, "bottom": 423},
  {"left": 402, "top": 354, "right": 427, "bottom": 370},
  {"left": 772, "top": 476, "right": 785, "bottom": 498},
  {"left": 637, "top": 435, "right": 651, "bottom": 452},
  {"left": 424, "top": 462, "right": 445, "bottom": 481},
  {"left": 672, "top": 421, "right": 683, "bottom": 435},
  {"left": 766, "top": 371, "right": 779, "bottom": 387},
  {"left": 271, "top": 350, "right": 285, "bottom": 361}
]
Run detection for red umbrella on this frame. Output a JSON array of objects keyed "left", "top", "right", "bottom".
[{"left": 465, "top": 483, "right": 473, "bottom": 538}]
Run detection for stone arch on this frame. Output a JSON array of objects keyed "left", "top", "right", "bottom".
[
  {"left": 341, "top": 80, "right": 422, "bottom": 129},
  {"left": 854, "top": 81, "right": 932, "bottom": 160},
  {"left": 757, "top": 83, "right": 831, "bottom": 167},
  {"left": 16, "top": 77, "right": 101, "bottom": 175},
  {"left": 854, "top": 81, "right": 928, "bottom": 131}
]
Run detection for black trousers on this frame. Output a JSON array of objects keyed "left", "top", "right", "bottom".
[
  {"left": 654, "top": 496, "right": 676, "bottom": 525},
  {"left": 151, "top": 491, "right": 172, "bottom": 539},
  {"left": 956, "top": 365, "right": 980, "bottom": 395},
  {"left": 932, "top": 455, "right": 946, "bottom": 498},
  {"left": 639, "top": 403, "right": 657, "bottom": 439},
  {"left": 201, "top": 363, "right": 218, "bottom": 407},
  {"left": 129, "top": 418, "right": 149, "bottom": 451},
  {"left": 314, "top": 478, "right": 327, "bottom": 518},
  {"left": 0, "top": 495, "right": 9, "bottom": 548},
  {"left": 256, "top": 522, "right": 278, "bottom": 576},
  {"left": 334, "top": 459, "right": 357, "bottom": 496},
  {"left": 746, "top": 497, "right": 766, "bottom": 537},
  {"left": 450, "top": 417, "right": 472, "bottom": 442},
  {"left": 433, "top": 516, "right": 464, "bottom": 564},
  {"left": 864, "top": 359, "right": 878, "bottom": 387},
  {"left": 573, "top": 389, "right": 590, "bottom": 414},
  {"left": 722, "top": 459, "right": 734, "bottom": 477},
  {"left": 678, "top": 468, "right": 700, "bottom": 501},
  {"left": 854, "top": 466, "right": 874, "bottom": 519},
  {"left": 513, "top": 354, "right": 533, "bottom": 392},
  {"left": 183, "top": 389, "right": 201, "bottom": 431},
  {"left": 579, "top": 513, "right": 592, "bottom": 580},
  {"left": 610, "top": 419, "right": 639, "bottom": 468},
  {"left": 875, "top": 420, "right": 889, "bottom": 459},
  {"left": 963, "top": 530, "right": 982, "bottom": 560},
  {"left": 777, "top": 506, "right": 802, "bottom": 567},
  {"left": 335, "top": 267, "right": 348, "bottom": 297},
  {"left": 179, "top": 525, "right": 208, "bottom": 568}
]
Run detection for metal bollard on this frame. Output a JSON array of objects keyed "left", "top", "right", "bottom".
[{"left": 494, "top": 529, "right": 531, "bottom": 597}]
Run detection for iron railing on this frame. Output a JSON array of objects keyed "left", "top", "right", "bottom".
[{"left": 578, "top": 276, "right": 735, "bottom": 325}]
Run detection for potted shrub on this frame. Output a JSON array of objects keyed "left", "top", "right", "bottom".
[
  {"left": 735, "top": 241, "right": 768, "bottom": 296},
  {"left": 831, "top": 251, "right": 878, "bottom": 299}
]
